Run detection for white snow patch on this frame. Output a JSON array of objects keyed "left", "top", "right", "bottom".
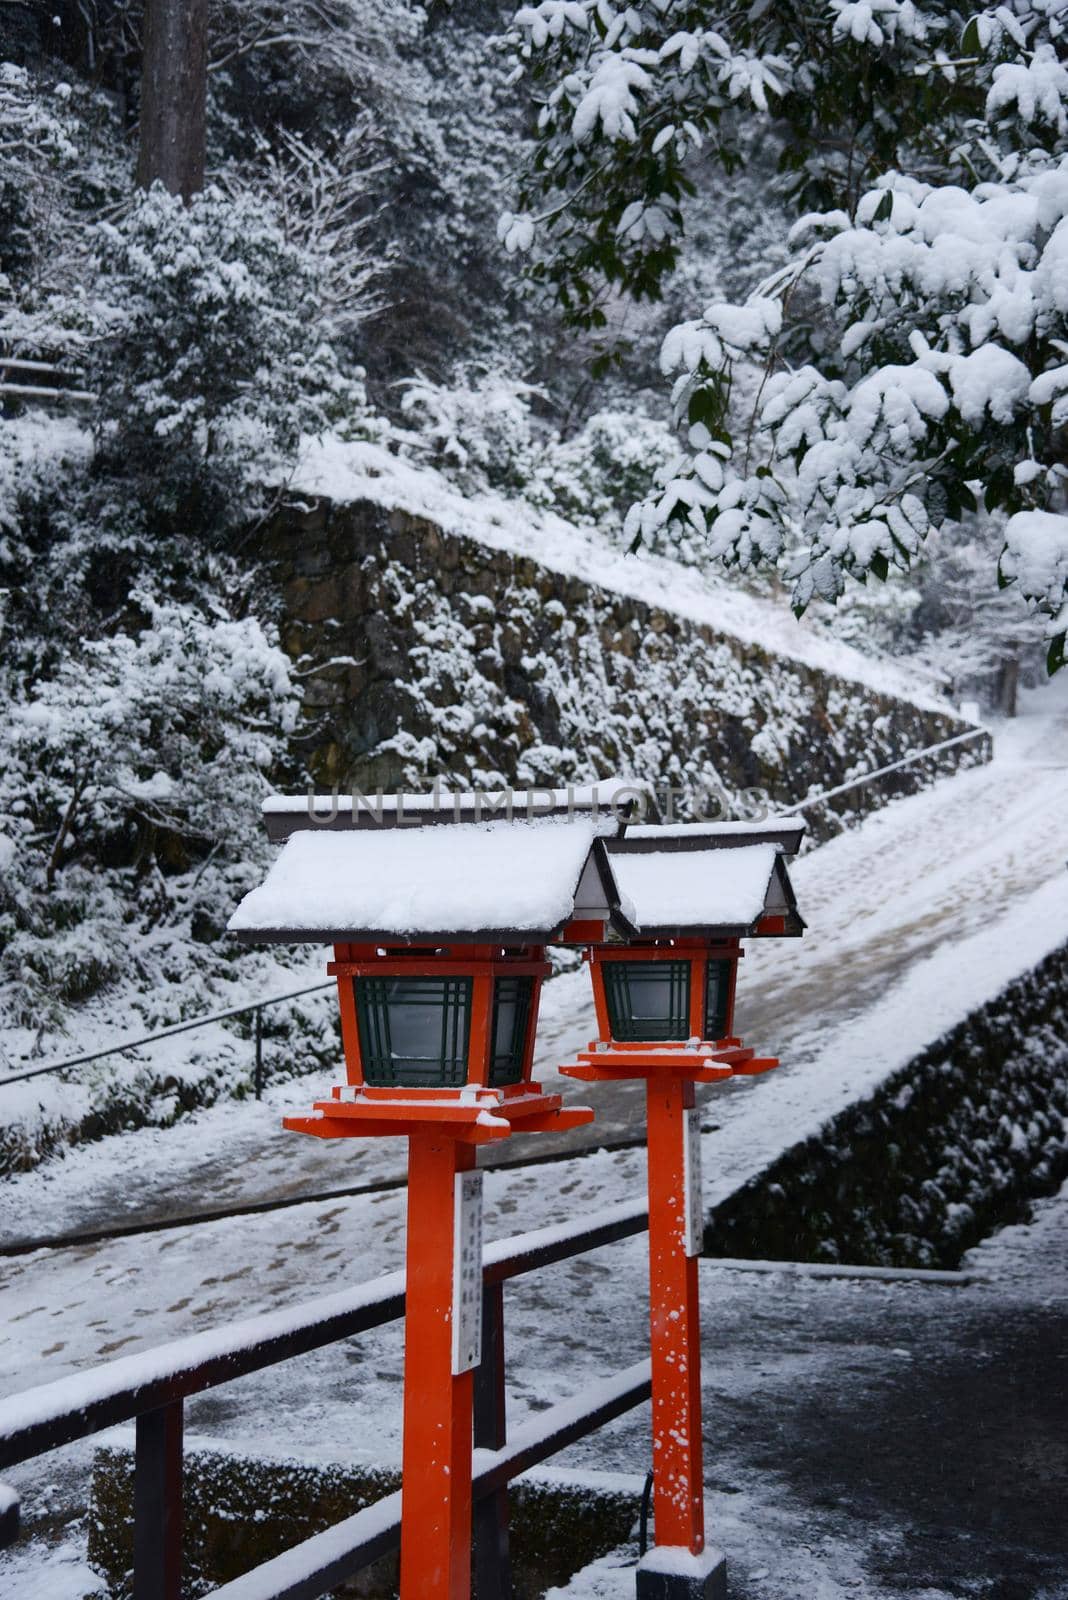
[
  {"left": 637, "top": 1539, "right": 725, "bottom": 1577},
  {"left": 610, "top": 844, "right": 778, "bottom": 929},
  {"left": 288, "top": 437, "right": 953, "bottom": 715},
  {"left": 624, "top": 818, "right": 804, "bottom": 845},
  {"left": 0, "top": 1536, "right": 104, "bottom": 1600},
  {"left": 229, "top": 818, "right": 599, "bottom": 936},
  {"left": 1002, "top": 508, "right": 1068, "bottom": 620}
]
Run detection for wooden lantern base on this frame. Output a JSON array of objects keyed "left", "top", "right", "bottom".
[
  {"left": 283, "top": 1080, "right": 592, "bottom": 1145},
  {"left": 557, "top": 1037, "right": 776, "bottom": 1587},
  {"left": 559, "top": 1039, "right": 778, "bottom": 1085}
]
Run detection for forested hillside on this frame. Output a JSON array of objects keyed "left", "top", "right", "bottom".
[{"left": 0, "top": 1, "right": 1056, "bottom": 1062}]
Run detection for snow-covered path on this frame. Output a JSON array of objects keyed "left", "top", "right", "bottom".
[
  {"left": 5, "top": 1160, "right": 1068, "bottom": 1600},
  {"left": 549, "top": 1179, "right": 1068, "bottom": 1600},
  {"left": 3, "top": 680, "right": 1066, "bottom": 1247},
  {"left": 1, "top": 681, "right": 1066, "bottom": 1596}
]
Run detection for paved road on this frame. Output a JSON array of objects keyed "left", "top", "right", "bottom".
[{"left": 557, "top": 1181, "right": 1068, "bottom": 1600}]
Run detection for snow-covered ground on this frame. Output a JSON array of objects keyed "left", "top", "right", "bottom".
[
  {"left": 4, "top": 676, "right": 1065, "bottom": 1247},
  {"left": 1, "top": 679, "right": 1065, "bottom": 1595},
  {"left": 5, "top": 1176, "right": 1067, "bottom": 1599}
]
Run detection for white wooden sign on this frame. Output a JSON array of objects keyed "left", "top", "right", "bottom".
[
  {"left": 452, "top": 1169, "right": 484, "bottom": 1374},
  {"left": 682, "top": 1107, "right": 704, "bottom": 1257}
]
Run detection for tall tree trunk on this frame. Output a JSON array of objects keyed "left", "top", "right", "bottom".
[
  {"left": 136, "top": 0, "right": 208, "bottom": 200},
  {"left": 996, "top": 654, "right": 1020, "bottom": 718}
]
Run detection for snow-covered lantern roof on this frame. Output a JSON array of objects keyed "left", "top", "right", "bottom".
[
  {"left": 226, "top": 783, "right": 658, "bottom": 1142},
  {"left": 578, "top": 819, "right": 805, "bottom": 1058}
]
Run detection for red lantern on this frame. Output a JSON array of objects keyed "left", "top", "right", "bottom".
[
  {"left": 558, "top": 818, "right": 806, "bottom": 1598},
  {"left": 229, "top": 784, "right": 650, "bottom": 1600}
]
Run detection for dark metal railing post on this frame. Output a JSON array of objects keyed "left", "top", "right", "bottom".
[
  {"left": 0, "top": 1483, "right": 19, "bottom": 1548},
  {"left": 254, "top": 1007, "right": 263, "bottom": 1100},
  {"left": 133, "top": 1400, "right": 183, "bottom": 1600},
  {"left": 473, "top": 1280, "right": 513, "bottom": 1600}
]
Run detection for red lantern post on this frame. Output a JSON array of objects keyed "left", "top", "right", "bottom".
[
  {"left": 228, "top": 789, "right": 642, "bottom": 1600},
  {"left": 281, "top": 940, "right": 593, "bottom": 1600},
  {"left": 560, "top": 821, "right": 805, "bottom": 1597}
]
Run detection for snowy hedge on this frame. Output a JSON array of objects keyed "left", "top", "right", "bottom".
[{"left": 89, "top": 1440, "right": 638, "bottom": 1596}]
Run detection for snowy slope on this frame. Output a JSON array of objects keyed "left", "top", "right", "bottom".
[
  {"left": 289, "top": 436, "right": 953, "bottom": 714},
  {"left": 2, "top": 680, "right": 1064, "bottom": 1251},
  {"left": 0, "top": 686, "right": 1065, "bottom": 1597}
]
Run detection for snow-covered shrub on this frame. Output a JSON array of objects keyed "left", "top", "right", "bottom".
[
  {"left": 253, "top": 125, "right": 386, "bottom": 343},
  {"left": 90, "top": 184, "right": 371, "bottom": 534},
  {"left": 0, "top": 58, "right": 125, "bottom": 363},
  {"left": 631, "top": 154, "right": 1068, "bottom": 668},
  {"left": 209, "top": 0, "right": 423, "bottom": 123},
  {"left": 399, "top": 371, "right": 546, "bottom": 497},
  {"left": 807, "top": 573, "right": 924, "bottom": 664},
  {"left": 545, "top": 409, "right": 679, "bottom": 537},
  {"left": 0, "top": 594, "right": 300, "bottom": 1027},
  {"left": 399, "top": 377, "right": 680, "bottom": 537},
  {"left": 0, "top": 412, "right": 92, "bottom": 560},
  {"left": 0, "top": 61, "right": 78, "bottom": 292},
  {"left": 204, "top": 0, "right": 536, "bottom": 385}
]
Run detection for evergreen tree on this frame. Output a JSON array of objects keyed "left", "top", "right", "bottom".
[{"left": 503, "top": 3, "right": 1068, "bottom": 670}]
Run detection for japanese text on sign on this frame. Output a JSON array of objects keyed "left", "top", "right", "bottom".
[
  {"left": 452, "top": 1169, "right": 484, "bottom": 1373},
  {"left": 682, "top": 1106, "right": 703, "bottom": 1257}
]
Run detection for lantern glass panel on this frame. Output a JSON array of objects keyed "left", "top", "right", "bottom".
[
  {"left": 704, "top": 958, "right": 733, "bottom": 1041},
  {"left": 602, "top": 959, "right": 690, "bottom": 1041},
  {"left": 489, "top": 976, "right": 534, "bottom": 1087},
  {"left": 355, "top": 976, "right": 471, "bottom": 1087}
]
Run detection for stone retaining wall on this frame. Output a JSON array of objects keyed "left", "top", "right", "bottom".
[
  {"left": 706, "top": 942, "right": 1068, "bottom": 1268},
  {"left": 265, "top": 499, "right": 987, "bottom": 836}
]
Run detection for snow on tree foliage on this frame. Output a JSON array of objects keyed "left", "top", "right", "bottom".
[
  {"left": 503, "top": 2, "right": 1068, "bottom": 671},
  {"left": 0, "top": 595, "right": 298, "bottom": 1028},
  {"left": 0, "top": 61, "right": 76, "bottom": 264},
  {"left": 0, "top": 61, "right": 116, "bottom": 353},
  {"left": 90, "top": 183, "right": 373, "bottom": 531},
  {"left": 0, "top": 58, "right": 382, "bottom": 1034},
  {"left": 398, "top": 369, "right": 679, "bottom": 537},
  {"left": 0, "top": 16, "right": 525, "bottom": 1061}
]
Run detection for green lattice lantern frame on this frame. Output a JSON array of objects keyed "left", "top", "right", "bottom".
[
  {"left": 590, "top": 941, "right": 741, "bottom": 1048},
  {"left": 330, "top": 943, "right": 547, "bottom": 1092}
]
